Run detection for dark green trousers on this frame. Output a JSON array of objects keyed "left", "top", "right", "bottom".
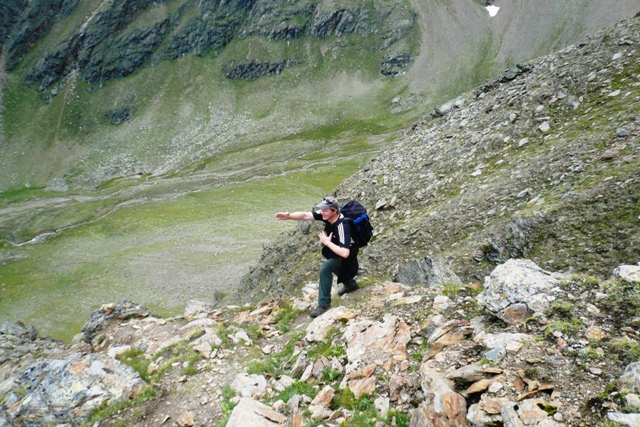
[{"left": 318, "top": 258, "right": 357, "bottom": 307}]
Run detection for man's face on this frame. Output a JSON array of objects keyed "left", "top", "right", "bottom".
[{"left": 321, "top": 208, "right": 338, "bottom": 221}]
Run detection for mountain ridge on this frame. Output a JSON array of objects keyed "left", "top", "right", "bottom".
[{"left": 2, "top": 0, "right": 639, "bottom": 191}]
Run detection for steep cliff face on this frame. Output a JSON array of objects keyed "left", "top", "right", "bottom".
[
  {"left": 3, "top": 0, "right": 78, "bottom": 69},
  {"left": 17, "top": 0, "right": 414, "bottom": 90}
]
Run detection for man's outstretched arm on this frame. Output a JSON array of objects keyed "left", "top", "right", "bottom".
[{"left": 275, "top": 211, "right": 314, "bottom": 221}]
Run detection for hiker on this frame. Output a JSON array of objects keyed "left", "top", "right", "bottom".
[{"left": 275, "top": 196, "right": 359, "bottom": 318}]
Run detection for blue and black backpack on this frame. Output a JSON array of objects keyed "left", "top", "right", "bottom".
[{"left": 341, "top": 200, "right": 374, "bottom": 248}]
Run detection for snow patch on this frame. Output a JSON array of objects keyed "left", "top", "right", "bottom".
[{"left": 486, "top": 5, "right": 500, "bottom": 17}]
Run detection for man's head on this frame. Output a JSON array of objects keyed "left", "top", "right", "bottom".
[
  {"left": 316, "top": 196, "right": 340, "bottom": 222},
  {"left": 316, "top": 196, "right": 340, "bottom": 211}
]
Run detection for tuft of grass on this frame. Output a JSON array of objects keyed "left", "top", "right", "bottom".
[
  {"left": 442, "top": 282, "right": 461, "bottom": 297},
  {"left": 116, "top": 348, "right": 152, "bottom": 382},
  {"left": 215, "top": 385, "right": 238, "bottom": 427},
  {"left": 320, "top": 366, "right": 342, "bottom": 383},
  {"left": 274, "top": 301, "right": 302, "bottom": 333},
  {"left": 387, "top": 410, "right": 410, "bottom": 427},
  {"left": 81, "top": 386, "right": 157, "bottom": 427},
  {"left": 606, "top": 337, "right": 640, "bottom": 363},
  {"left": 544, "top": 319, "right": 583, "bottom": 337},
  {"left": 276, "top": 381, "right": 319, "bottom": 403},
  {"left": 246, "top": 358, "right": 279, "bottom": 376}
]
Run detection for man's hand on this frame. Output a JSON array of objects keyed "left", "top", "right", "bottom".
[
  {"left": 318, "top": 231, "right": 332, "bottom": 246},
  {"left": 275, "top": 212, "right": 290, "bottom": 220}
]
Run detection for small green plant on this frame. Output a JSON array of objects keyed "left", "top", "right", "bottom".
[
  {"left": 276, "top": 381, "right": 318, "bottom": 403},
  {"left": 387, "top": 410, "right": 410, "bottom": 427},
  {"left": 216, "top": 325, "right": 234, "bottom": 348},
  {"left": 478, "top": 357, "right": 496, "bottom": 368},
  {"left": 321, "top": 366, "right": 342, "bottom": 383},
  {"left": 187, "top": 328, "right": 205, "bottom": 341},
  {"left": 442, "top": 282, "right": 461, "bottom": 297},
  {"left": 82, "top": 387, "right": 157, "bottom": 426},
  {"left": 524, "top": 367, "right": 539, "bottom": 379},
  {"left": 578, "top": 347, "right": 601, "bottom": 362},
  {"left": 117, "top": 348, "right": 152, "bottom": 381},
  {"left": 274, "top": 302, "right": 302, "bottom": 332},
  {"left": 546, "top": 301, "right": 574, "bottom": 318},
  {"left": 544, "top": 319, "right": 583, "bottom": 337},
  {"left": 607, "top": 337, "right": 640, "bottom": 363},
  {"left": 537, "top": 402, "right": 557, "bottom": 416},
  {"left": 215, "top": 385, "right": 238, "bottom": 427},
  {"left": 595, "top": 421, "right": 624, "bottom": 427},
  {"left": 307, "top": 337, "right": 347, "bottom": 359},
  {"left": 247, "top": 358, "right": 278, "bottom": 376},
  {"left": 246, "top": 324, "right": 265, "bottom": 340},
  {"left": 332, "top": 388, "right": 358, "bottom": 410}
]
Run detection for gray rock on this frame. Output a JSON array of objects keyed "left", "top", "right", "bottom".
[
  {"left": 184, "top": 299, "right": 216, "bottom": 317},
  {"left": 380, "top": 52, "right": 412, "bottom": 77},
  {"left": 484, "top": 346, "right": 506, "bottom": 363},
  {"left": 0, "top": 321, "right": 37, "bottom": 341},
  {"left": 4, "top": 353, "right": 146, "bottom": 425},
  {"left": 231, "top": 373, "right": 268, "bottom": 398},
  {"left": 482, "top": 217, "right": 538, "bottom": 264},
  {"left": 608, "top": 413, "right": 640, "bottom": 427},
  {"left": 225, "top": 59, "right": 300, "bottom": 81},
  {"left": 435, "top": 97, "right": 465, "bottom": 116},
  {"left": 477, "top": 259, "right": 563, "bottom": 324},
  {"left": 394, "top": 256, "right": 462, "bottom": 287},
  {"left": 620, "top": 361, "right": 640, "bottom": 393},
  {"left": 106, "top": 106, "right": 134, "bottom": 125},
  {"left": 81, "top": 301, "right": 149, "bottom": 344},
  {"left": 614, "top": 265, "right": 640, "bottom": 283},
  {"left": 226, "top": 397, "right": 286, "bottom": 427}
]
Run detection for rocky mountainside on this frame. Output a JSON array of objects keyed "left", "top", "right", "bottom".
[
  {"left": 235, "top": 12, "right": 640, "bottom": 306},
  {"left": 2, "top": 13, "right": 640, "bottom": 427},
  {"left": 1, "top": 0, "right": 638, "bottom": 190},
  {"left": 2, "top": 260, "right": 640, "bottom": 426}
]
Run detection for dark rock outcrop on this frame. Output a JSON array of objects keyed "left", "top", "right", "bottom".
[
  {"left": 380, "top": 52, "right": 411, "bottom": 76},
  {"left": 81, "top": 301, "right": 149, "bottom": 344},
  {"left": 106, "top": 106, "right": 134, "bottom": 125},
  {"left": 225, "top": 59, "right": 300, "bottom": 81},
  {"left": 10, "top": 0, "right": 415, "bottom": 90},
  {"left": 0, "top": 0, "right": 27, "bottom": 50},
  {"left": 25, "top": 0, "right": 173, "bottom": 88},
  {"left": 394, "top": 256, "right": 462, "bottom": 287},
  {"left": 4, "top": 0, "right": 79, "bottom": 70}
]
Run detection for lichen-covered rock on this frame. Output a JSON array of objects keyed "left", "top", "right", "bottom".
[
  {"left": 614, "top": 265, "right": 640, "bottom": 284},
  {"left": 3, "top": 353, "right": 146, "bottom": 426},
  {"left": 620, "top": 361, "right": 640, "bottom": 393},
  {"left": 477, "top": 259, "right": 564, "bottom": 324}
]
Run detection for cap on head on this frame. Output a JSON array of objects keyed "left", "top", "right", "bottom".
[{"left": 316, "top": 196, "right": 340, "bottom": 211}]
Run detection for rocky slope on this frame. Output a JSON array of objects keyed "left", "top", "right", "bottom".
[
  {"left": 235, "top": 12, "right": 640, "bottom": 306},
  {"left": 1, "top": 260, "right": 640, "bottom": 426},
  {"left": 1, "top": 0, "right": 638, "bottom": 190}
]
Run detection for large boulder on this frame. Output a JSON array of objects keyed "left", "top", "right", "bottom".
[
  {"left": 2, "top": 352, "right": 146, "bottom": 425},
  {"left": 613, "top": 265, "right": 640, "bottom": 284},
  {"left": 476, "top": 259, "right": 564, "bottom": 324},
  {"left": 80, "top": 301, "right": 150, "bottom": 344},
  {"left": 395, "top": 256, "right": 462, "bottom": 288}
]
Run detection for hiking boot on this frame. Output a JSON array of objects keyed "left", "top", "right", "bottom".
[
  {"left": 338, "top": 284, "right": 360, "bottom": 296},
  {"left": 310, "top": 305, "right": 330, "bottom": 318}
]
